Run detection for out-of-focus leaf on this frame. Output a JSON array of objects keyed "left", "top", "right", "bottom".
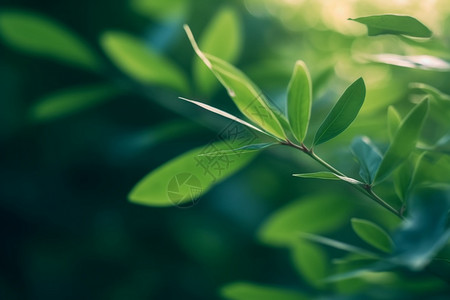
[
  {"left": 287, "top": 60, "right": 312, "bottom": 143},
  {"left": 390, "top": 188, "right": 450, "bottom": 270},
  {"left": 131, "top": 0, "right": 186, "bottom": 20},
  {"left": 415, "top": 153, "right": 450, "bottom": 186},
  {"left": 351, "top": 136, "right": 382, "bottom": 184},
  {"left": 332, "top": 256, "right": 375, "bottom": 293},
  {"left": 312, "top": 66, "right": 334, "bottom": 97},
  {"left": 184, "top": 25, "right": 286, "bottom": 140},
  {"left": 328, "top": 258, "right": 392, "bottom": 283},
  {"left": 313, "top": 78, "right": 366, "bottom": 145},
  {"left": 0, "top": 11, "right": 100, "bottom": 71},
  {"left": 351, "top": 218, "right": 394, "bottom": 253},
  {"left": 258, "top": 194, "right": 353, "bottom": 246},
  {"left": 29, "top": 84, "right": 120, "bottom": 122},
  {"left": 293, "top": 172, "right": 362, "bottom": 185},
  {"left": 375, "top": 99, "right": 429, "bottom": 183},
  {"left": 369, "top": 54, "right": 450, "bottom": 71},
  {"left": 425, "top": 135, "right": 450, "bottom": 154},
  {"left": 221, "top": 282, "right": 309, "bottom": 300},
  {"left": 194, "top": 7, "right": 242, "bottom": 96},
  {"left": 299, "top": 233, "right": 379, "bottom": 258},
  {"left": 349, "top": 14, "right": 432, "bottom": 38},
  {"left": 198, "top": 143, "right": 277, "bottom": 157},
  {"left": 178, "top": 97, "right": 268, "bottom": 135},
  {"left": 393, "top": 152, "right": 426, "bottom": 202},
  {"left": 128, "top": 141, "right": 255, "bottom": 207},
  {"left": 291, "top": 241, "right": 328, "bottom": 288},
  {"left": 399, "top": 35, "right": 448, "bottom": 55},
  {"left": 101, "top": 31, "right": 188, "bottom": 92},
  {"left": 410, "top": 83, "right": 450, "bottom": 102},
  {"left": 387, "top": 106, "right": 401, "bottom": 142}
]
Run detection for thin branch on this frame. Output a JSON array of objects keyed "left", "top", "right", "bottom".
[{"left": 281, "top": 140, "right": 404, "bottom": 219}]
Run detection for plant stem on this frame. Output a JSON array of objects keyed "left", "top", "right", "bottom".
[{"left": 281, "top": 140, "right": 403, "bottom": 219}]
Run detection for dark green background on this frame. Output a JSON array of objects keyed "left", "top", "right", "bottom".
[{"left": 1, "top": 0, "right": 450, "bottom": 299}]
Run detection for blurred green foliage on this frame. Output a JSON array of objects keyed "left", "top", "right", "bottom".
[{"left": 1, "top": 0, "right": 450, "bottom": 299}]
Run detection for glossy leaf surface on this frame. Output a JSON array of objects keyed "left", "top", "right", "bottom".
[
  {"left": 350, "top": 14, "right": 432, "bottom": 37},
  {"left": 287, "top": 60, "right": 312, "bottom": 143},
  {"left": 314, "top": 78, "right": 366, "bottom": 145}
]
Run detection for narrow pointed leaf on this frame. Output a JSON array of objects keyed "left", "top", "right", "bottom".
[
  {"left": 393, "top": 160, "right": 414, "bottom": 203},
  {"left": 101, "top": 31, "right": 188, "bottom": 92},
  {"left": 0, "top": 11, "right": 100, "bottom": 71},
  {"left": 351, "top": 218, "right": 394, "bottom": 253},
  {"left": 293, "top": 172, "right": 362, "bottom": 185},
  {"left": 410, "top": 82, "right": 450, "bottom": 102},
  {"left": 393, "top": 152, "right": 426, "bottom": 202},
  {"left": 313, "top": 78, "right": 366, "bottom": 145},
  {"left": 349, "top": 14, "right": 432, "bottom": 38},
  {"left": 351, "top": 136, "right": 382, "bottom": 184},
  {"left": 287, "top": 60, "right": 312, "bottom": 143},
  {"left": 430, "top": 134, "right": 450, "bottom": 154},
  {"left": 29, "top": 84, "right": 120, "bottom": 122},
  {"left": 326, "top": 261, "right": 392, "bottom": 283},
  {"left": 193, "top": 7, "right": 242, "bottom": 96},
  {"left": 178, "top": 97, "right": 268, "bottom": 135},
  {"left": 198, "top": 143, "right": 277, "bottom": 157},
  {"left": 184, "top": 25, "right": 286, "bottom": 139},
  {"left": 387, "top": 106, "right": 401, "bottom": 142},
  {"left": 370, "top": 54, "right": 450, "bottom": 71},
  {"left": 129, "top": 141, "right": 255, "bottom": 207},
  {"left": 375, "top": 99, "right": 429, "bottom": 183},
  {"left": 221, "top": 282, "right": 309, "bottom": 300},
  {"left": 299, "top": 233, "right": 379, "bottom": 258}
]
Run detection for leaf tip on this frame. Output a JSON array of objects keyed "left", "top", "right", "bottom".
[{"left": 183, "top": 24, "right": 212, "bottom": 69}]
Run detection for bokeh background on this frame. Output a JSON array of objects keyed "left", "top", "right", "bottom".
[{"left": 1, "top": 0, "right": 450, "bottom": 299}]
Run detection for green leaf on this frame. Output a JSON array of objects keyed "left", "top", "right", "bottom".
[
  {"left": 131, "top": 0, "right": 187, "bottom": 20},
  {"left": 393, "top": 161, "right": 414, "bottom": 203},
  {"left": 349, "top": 14, "right": 432, "bottom": 38},
  {"left": 193, "top": 7, "right": 242, "bottom": 96},
  {"left": 287, "top": 60, "right": 312, "bottom": 143},
  {"left": 332, "top": 256, "right": 376, "bottom": 293},
  {"left": 351, "top": 136, "right": 382, "bottom": 184},
  {"left": 29, "top": 84, "right": 120, "bottom": 122},
  {"left": 391, "top": 188, "right": 450, "bottom": 270},
  {"left": 291, "top": 241, "right": 328, "bottom": 288},
  {"left": 410, "top": 82, "right": 450, "bottom": 102},
  {"left": 198, "top": 143, "right": 277, "bottom": 157},
  {"left": 0, "top": 10, "right": 100, "bottom": 71},
  {"left": 258, "top": 194, "right": 353, "bottom": 246},
  {"left": 393, "top": 152, "right": 426, "bottom": 202},
  {"left": 221, "top": 282, "right": 309, "bottom": 300},
  {"left": 293, "top": 172, "right": 362, "bottom": 185},
  {"left": 178, "top": 97, "right": 268, "bottom": 135},
  {"left": 327, "top": 259, "right": 392, "bottom": 283},
  {"left": 184, "top": 25, "right": 286, "bottom": 140},
  {"left": 415, "top": 153, "right": 450, "bottom": 186},
  {"left": 351, "top": 218, "right": 394, "bottom": 253},
  {"left": 313, "top": 78, "right": 366, "bottom": 145},
  {"left": 299, "top": 233, "right": 379, "bottom": 258},
  {"left": 387, "top": 106, "right": 401, "bottom": 142},
  {"left": 128, "top": 141, "right": 255, "bottom": 207},
  {"left": 375, "top": 99, "right": 429, "bottom": 183},
  {"left": 101, "top": 31, "right": 188, "bottom": 93},
  {"left": 370, "top": 54, "right": 450, "bottom": 71},
  {"left": 429, "top": 135, "right": 450, "bottom": 154}
]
